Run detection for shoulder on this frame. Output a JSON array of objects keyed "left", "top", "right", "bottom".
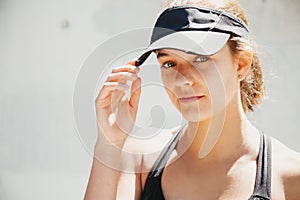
[
  {"left": 271, "top": 137, "right": 300, "bottom": 199},
  {"left": 120, "top": 126, "right": 180, "bottom": 173}
]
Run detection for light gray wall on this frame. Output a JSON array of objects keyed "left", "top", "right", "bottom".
[
  {"left": 0, "top": 0, "right": 299, "bottom": 199},
  {"left": 240, "top": 0, "right": 300, "bottom": 148}
]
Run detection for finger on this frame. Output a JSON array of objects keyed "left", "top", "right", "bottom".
[
  {"left": 96, "top": 90, "right": 126, "bottom": 124},
  {"left": 127, "top": 60, "right": 137, "bottom": 66},
  {"left": 106, "top": 72, "right": 138, "bottom": 83},
  {"left": 129, "top": 77, "right": 141, "bottom": 110},
  {"left": 95, "top": 93, "right": 112, "bottom": 125},
  {"left": 95, "top": 94, "right": 112, "bottom": 111},
  {"left": 116, "top": 99, "right": 133, "bottom": 134},
  {"left": 111, "top": 90, "right": 127, "bottom": 111},
  {"left": 97, "top": 82, "right": 130, "bottom": 101},
  {"left": 111, "top": 63, "right": 140, "bottom": 74}
]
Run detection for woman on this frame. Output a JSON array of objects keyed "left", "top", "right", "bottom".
[{"left": 85, "top": 0, "right": 300, "bottom": 199}]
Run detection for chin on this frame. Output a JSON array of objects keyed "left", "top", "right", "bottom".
[
  {"left": 178, "top": 105, "right": 212, "bottom": 122},
  {"left": 183, "top": 112, "right": 211, "bottom": 122}
]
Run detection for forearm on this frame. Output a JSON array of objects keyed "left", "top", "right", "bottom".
[{"left": 84, "top": 140, "right": 124, "bottom": 200}]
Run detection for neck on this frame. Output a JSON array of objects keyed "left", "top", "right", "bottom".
[{"left": 177, "top": 96, "right": 260, "bottom": 163}]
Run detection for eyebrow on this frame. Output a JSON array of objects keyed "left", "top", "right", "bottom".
[
  {"left": 156, "top": 52, "right": 170, "bottom": 59},
  {"left": 156, "top": 51, "right": 202, "bottom": 60}
]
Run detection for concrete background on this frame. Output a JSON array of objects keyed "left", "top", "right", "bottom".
[{"left": 0, "top": 0, "right": 299, "bottom": 199}]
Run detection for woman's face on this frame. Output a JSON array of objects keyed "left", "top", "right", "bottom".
[{"left": 156, "top": 44, "right": 240, "bottom": 122}]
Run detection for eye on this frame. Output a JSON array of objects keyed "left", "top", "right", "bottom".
[
  {"left": 161, "top": 61, "right": 176, "bottom": 68},
  {"left": 194, "top": 55, "right": 209, "bottom": 63}
]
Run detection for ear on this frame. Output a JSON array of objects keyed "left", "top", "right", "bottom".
[{"left": 236, "top": 50, "right": 253, "bottom": 81}]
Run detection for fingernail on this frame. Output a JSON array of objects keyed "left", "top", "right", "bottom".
[
  {"left": 131, "top": 67, "right": 140, "bottom": 73},
  {"left": 118, "top": 83, "right": 130, "bottom": 90},
  {"left": 128, "top": 72, "right": 138, "bottom": 78}
]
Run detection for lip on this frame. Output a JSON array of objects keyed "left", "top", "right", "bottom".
[{"left": 178, "top": 95, "right": 204, "bottom": 103}]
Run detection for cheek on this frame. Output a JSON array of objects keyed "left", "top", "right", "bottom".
[
  {"left": 198, "top": 59, "right": 237, "bottom": 112},
  {"left": 161, "top": 72, "right": 170, "bottom": 92},
  {"left": 160, "top": 71, "right": 181, "bottom": 109},
  {"left": 221, "top": 58, "right": 239, "bottom": 89},
  {"left": 160, "top": 69, "right": 176, "bottom": 91},
  {"left": 212, "top": 60, "right": 238, "bottom": 104}
]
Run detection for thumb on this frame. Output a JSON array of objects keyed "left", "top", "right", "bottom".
[{"left": 129, "top": 77, "right": 141, "bottom": 111}]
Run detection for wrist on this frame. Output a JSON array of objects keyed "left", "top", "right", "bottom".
[{"left": 93, "top": 138, "right": 126, "bottom": 170}]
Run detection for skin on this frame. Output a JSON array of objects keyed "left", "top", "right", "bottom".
[{"left": 85, "top": 44, "right": 300, "bottom": 200}]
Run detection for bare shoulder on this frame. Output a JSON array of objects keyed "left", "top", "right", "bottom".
[
  {"left": 120, "top": 126, "right": 180, "bottom": 173},
  {"left": 271, "top": 137, "right": 300, "bottom": 199}
]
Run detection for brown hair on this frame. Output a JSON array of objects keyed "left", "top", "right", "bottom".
[{"left": 162, "top": 0, "right": 265, "bottom": 112}]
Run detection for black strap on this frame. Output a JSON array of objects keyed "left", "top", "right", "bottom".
[
  {"left": 148, "top": 124, "right": 185, "bottom": 177},
  {"left": 249, "top": 133, "right": 272, "bottom": 200},
  {"left": 142, "top": 125, "right": 185, "bottom": 200}
]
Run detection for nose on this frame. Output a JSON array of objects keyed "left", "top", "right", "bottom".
[{"left": 174, "top": 63, "right": 195, "bottom": 87}]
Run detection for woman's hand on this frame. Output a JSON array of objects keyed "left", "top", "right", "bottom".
[{"left": 95, "top": 61, "right": 141, "bottom": 148}]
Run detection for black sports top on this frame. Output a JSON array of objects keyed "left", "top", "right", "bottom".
[{"left": 141, "top": 127, "right": 272, "bottom": 200}]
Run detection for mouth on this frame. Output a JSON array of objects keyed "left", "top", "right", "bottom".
[{"left": 178, "top": 95, "right": 204, "bottom": 103}]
